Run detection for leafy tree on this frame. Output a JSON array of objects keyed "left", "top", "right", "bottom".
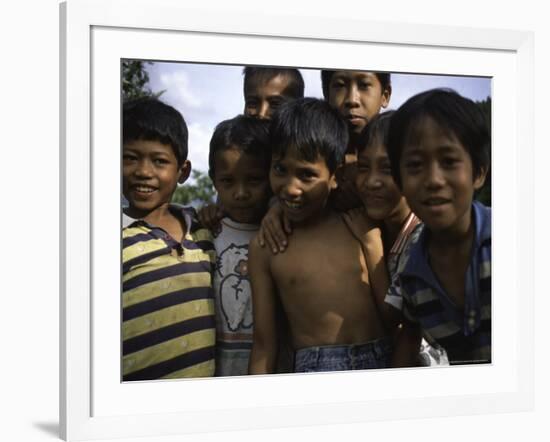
[
  {"left": 171, "top": 170, "right": 217, "bottom": 207},
  {"left": 122, "top": 60, "right": 164, "bottom": 100},
  {"left": 474, "top": 96, "right": 492, "bottom": 206}
]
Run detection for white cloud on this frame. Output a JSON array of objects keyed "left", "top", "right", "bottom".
[{"left": 158, "top": 70, "right": 203, "bottom": 111}]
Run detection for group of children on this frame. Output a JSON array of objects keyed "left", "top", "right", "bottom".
[{"left": 121, "top": 66, "right": 491, "bottom": 381}]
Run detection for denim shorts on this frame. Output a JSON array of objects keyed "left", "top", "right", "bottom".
[{"left": 294, "top": 338, "right": 393, "bottom": 373}]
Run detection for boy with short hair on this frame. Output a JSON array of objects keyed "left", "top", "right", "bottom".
[
  {"left": 385, "top": 89, "right": 491, "bottom": 365},
  {"left": 321, "top": 70, "right": 392, "bottom": 211},
  {"left": 321, "top": 70, "right": 392, "bottom": 144},
  {"left": 122, "top": 97, "right": 216, "bottom": 381},
  {"left": 258, "top": 69, "right": 392, "bottom": 251},
  {"left": 248, "top": 98, "right": 392, "bottom": 374},
  {"left": 207, "top": 115, "right": 272, "bottom": 376},
  {"left": 198, "top": 67, "right": 304, "bottom": 228},
  {"left": 243, "top": 67, "right": 305, "bottom": 120}
]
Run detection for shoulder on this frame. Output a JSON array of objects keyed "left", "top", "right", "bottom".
[{"left": 248, "top": 233, "right": 272, "bottom": 264}]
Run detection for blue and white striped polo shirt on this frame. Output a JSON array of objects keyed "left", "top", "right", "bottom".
[
  {"left": 122, "top": 205, "right": 217, "bottom": 381},
  {"left": 385, "top": 201, "right": 491, "bottom": 365}
]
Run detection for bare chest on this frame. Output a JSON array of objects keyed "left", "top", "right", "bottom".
[{"left": 270, "top": 220, "right": 367, "bottom": 293}]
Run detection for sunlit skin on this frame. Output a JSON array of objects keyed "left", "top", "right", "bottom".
[
  {"left": 355, "top": 138, "right": 411, "bottom": 250},
  {"left": 212, "top": 147, "right": 271, "bottom": 224},
  {"left": 248, "top": 147, "right": 389, "bottom": 374},
  {"left": 244, "top": 75, "right": 295, "bottom": 120},
  {"left": 122, "top": 139, "right": 190, "bottom": 241},
  {"left": 399, "top": 116, "right": 487, "bottom": 309},
  {"left": 328, "top": 71, "right": 391, "bottom": 136}
]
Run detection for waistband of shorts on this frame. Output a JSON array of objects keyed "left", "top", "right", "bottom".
[{"left": 295, "top": 336, "right": 392, "bottom": 358}]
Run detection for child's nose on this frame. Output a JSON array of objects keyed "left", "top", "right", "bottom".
[
  {"left": 282, "top": 178, "right": 302, "bottom": 197},
  {"left": 366, "top": 173, "right": 382, "bottom": 189},
  {"left": 345, "top": 84, "right": 360, "bottom": 106},
  {"left": 234, "top": 184, "right": 250, "bottom": 200},
  {"left": 425, "top": 163, "right": 445, "bottom": 188},
  {"left": 135, "top": 159, "right": 154, "bottom": 177},
  {"left": 257, "top": 101, "right": 270, "bottom": 119}
]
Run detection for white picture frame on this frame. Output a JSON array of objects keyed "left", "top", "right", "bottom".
[{"left": 60, "top": 0, "right": 534, "bottom": 440}]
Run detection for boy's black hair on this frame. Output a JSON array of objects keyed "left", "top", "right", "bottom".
[
  {"left": 208, "top": 115, "right": 271, "bottom": 180},
  {"left": 357, "top": 110, "right": 395, "bottom": 154},
  {"left": 269, "top": 97, "right": 348, "bottom": 174},
  {"left": 320, "top": 70, "right": 391, "bottom": 100},
  {"left": 386, "top": 88, "right": 491, "bottom": 189},
  {"left": 123, "top": 97, "right": 188, "bottom": 164},
  {"left": 243, "top": 67, "right": 305, "bottom": 99}
]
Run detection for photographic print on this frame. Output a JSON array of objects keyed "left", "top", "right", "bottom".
[
  {"left": 121, "top": 60, "right": 492, "bottom": 382},
  {"left": 62, "top": 1, "right": 533, "bottom": 438}
]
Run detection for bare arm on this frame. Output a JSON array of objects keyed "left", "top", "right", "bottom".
[
  {"left": 248, "top": 237, "right": 279, "bottom": 374},
  {"left": 197, "top": 203, "right": 224, "bottom": 234},
  {"left": 256, "top": 201, "right": 292, "bottom": 254},
  {"left": 342, "top": 209, "right": 399, "bottom": 329}
]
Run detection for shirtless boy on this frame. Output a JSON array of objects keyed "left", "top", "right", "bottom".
[{"left": 248, "top": 98, "right": 392, "bottom": 373}]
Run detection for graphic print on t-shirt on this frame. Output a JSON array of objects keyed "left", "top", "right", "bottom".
[{"left": 216, "top": 243, "right": 253, "bottom": 332}]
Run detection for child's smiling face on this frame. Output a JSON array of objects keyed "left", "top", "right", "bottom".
[
  {"left": 122, "top": 139, "right": 189, "bottom": 218},
  {"left": 244, "top": 74, "right": 293, "bottom": 120},
  {"left": 399, "top": 116, "right": 487, "bottom": 234},
  {"left": 355, "top": 139, "right": 409, "bottom": 223},
  {"left": 328, "top": 71, "right": 390, "bottom": 136},
  {"left": 212, "top": 147, "right": 271, "bottom": 224},
  {"left": 270, "top": 148, "right": 337, "bottom": 224}
]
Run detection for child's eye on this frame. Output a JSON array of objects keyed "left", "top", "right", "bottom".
[
  {"left": 403, "top": 159, "right": 422, "bottom": 173},
  {"left": 272, "top": 163, "right": 285, "bottom": 175},
  {"left": 441, "top": 157, "right": 460, "bottom": 168},
  {"left": 245, "top": 100, "right": 258, "bottom": 109},
  {"left": 358, "top": 81, "right": 372, "bottom": 90},
  {"left": 356, "top": 164, "right": 370, "bottom": 173},
  {"left": 331, "top": 79, "right": 346, "bottom": 89},
  {"left": 122, "top": 153, "right": 137, "bottom": 162},
  {"left": 218, "top": 177, "right": 233, "bottom": 185},
  {"left": 299, "top": 170, "right": 317, "bottom": 180},
  {"left": 268, "top": 98, "right": 284, "bottom": 109},
  {"left": 153, "top": 158, "right": 170, "bottom": 166}
]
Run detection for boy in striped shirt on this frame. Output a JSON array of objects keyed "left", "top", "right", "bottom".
[
  {"left": 385, "top": 89, "right": 491, "bottom": 365},
  {"left": 121, "top": 98, "right": 216, "bottom": 381}
]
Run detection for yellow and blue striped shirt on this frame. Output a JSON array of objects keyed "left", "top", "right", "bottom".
[{"left": 122, "top": 205, "right": 216, "bottom": 381}]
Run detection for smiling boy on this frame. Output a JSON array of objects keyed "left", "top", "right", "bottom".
[
  {"left": 248, "top": 98, "right": 392, "bottom": 374},
  {"left": 385, "top": 89, "right": 491, "bottom": 365},
  {"left": 122, "top": 98, "right": 216, "bottom": 381}
]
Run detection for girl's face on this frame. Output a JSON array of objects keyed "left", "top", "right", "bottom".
[{"left": 355, "top": 138, "right": 409, "bottom": 223}]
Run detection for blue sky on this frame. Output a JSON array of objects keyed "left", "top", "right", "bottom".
[{"left": 145, "top": 62, "right": 491, "bottom": 178}]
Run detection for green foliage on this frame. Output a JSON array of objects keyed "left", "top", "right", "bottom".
[
  {"left": 474, "top": 96, "right": 492, "bottom": 207},
  {"left": 171, "top": 170, "right": 217, "bottom": 207},
  {"left": 122, "top": 60, "right": 164, "bottom": 100}
]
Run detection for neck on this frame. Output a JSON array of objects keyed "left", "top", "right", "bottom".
[
  {"left": 125, "top": 203, "right": 172, "bottom": 225},
  {"left": 383, "top": 206, "right": 412, "bottom": 249},
  {"left": 429, "top": 212, "right": 475, "bottom": 252},
  {"left": 293, "top": 206, "right": 332, "bottom": 229}
]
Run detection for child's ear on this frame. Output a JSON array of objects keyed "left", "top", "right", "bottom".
[
  {"left": 329, "top": 172, "right": 338, "bottom": 190},
  {"left": 178, "top": 160, "right": 192, "bottom": 184},
  {"left": 380, "top": 85, "right": 392, "bottom": 109},
  {"left": 473, "top": 165, "right": 489, "bottom": 190}
]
